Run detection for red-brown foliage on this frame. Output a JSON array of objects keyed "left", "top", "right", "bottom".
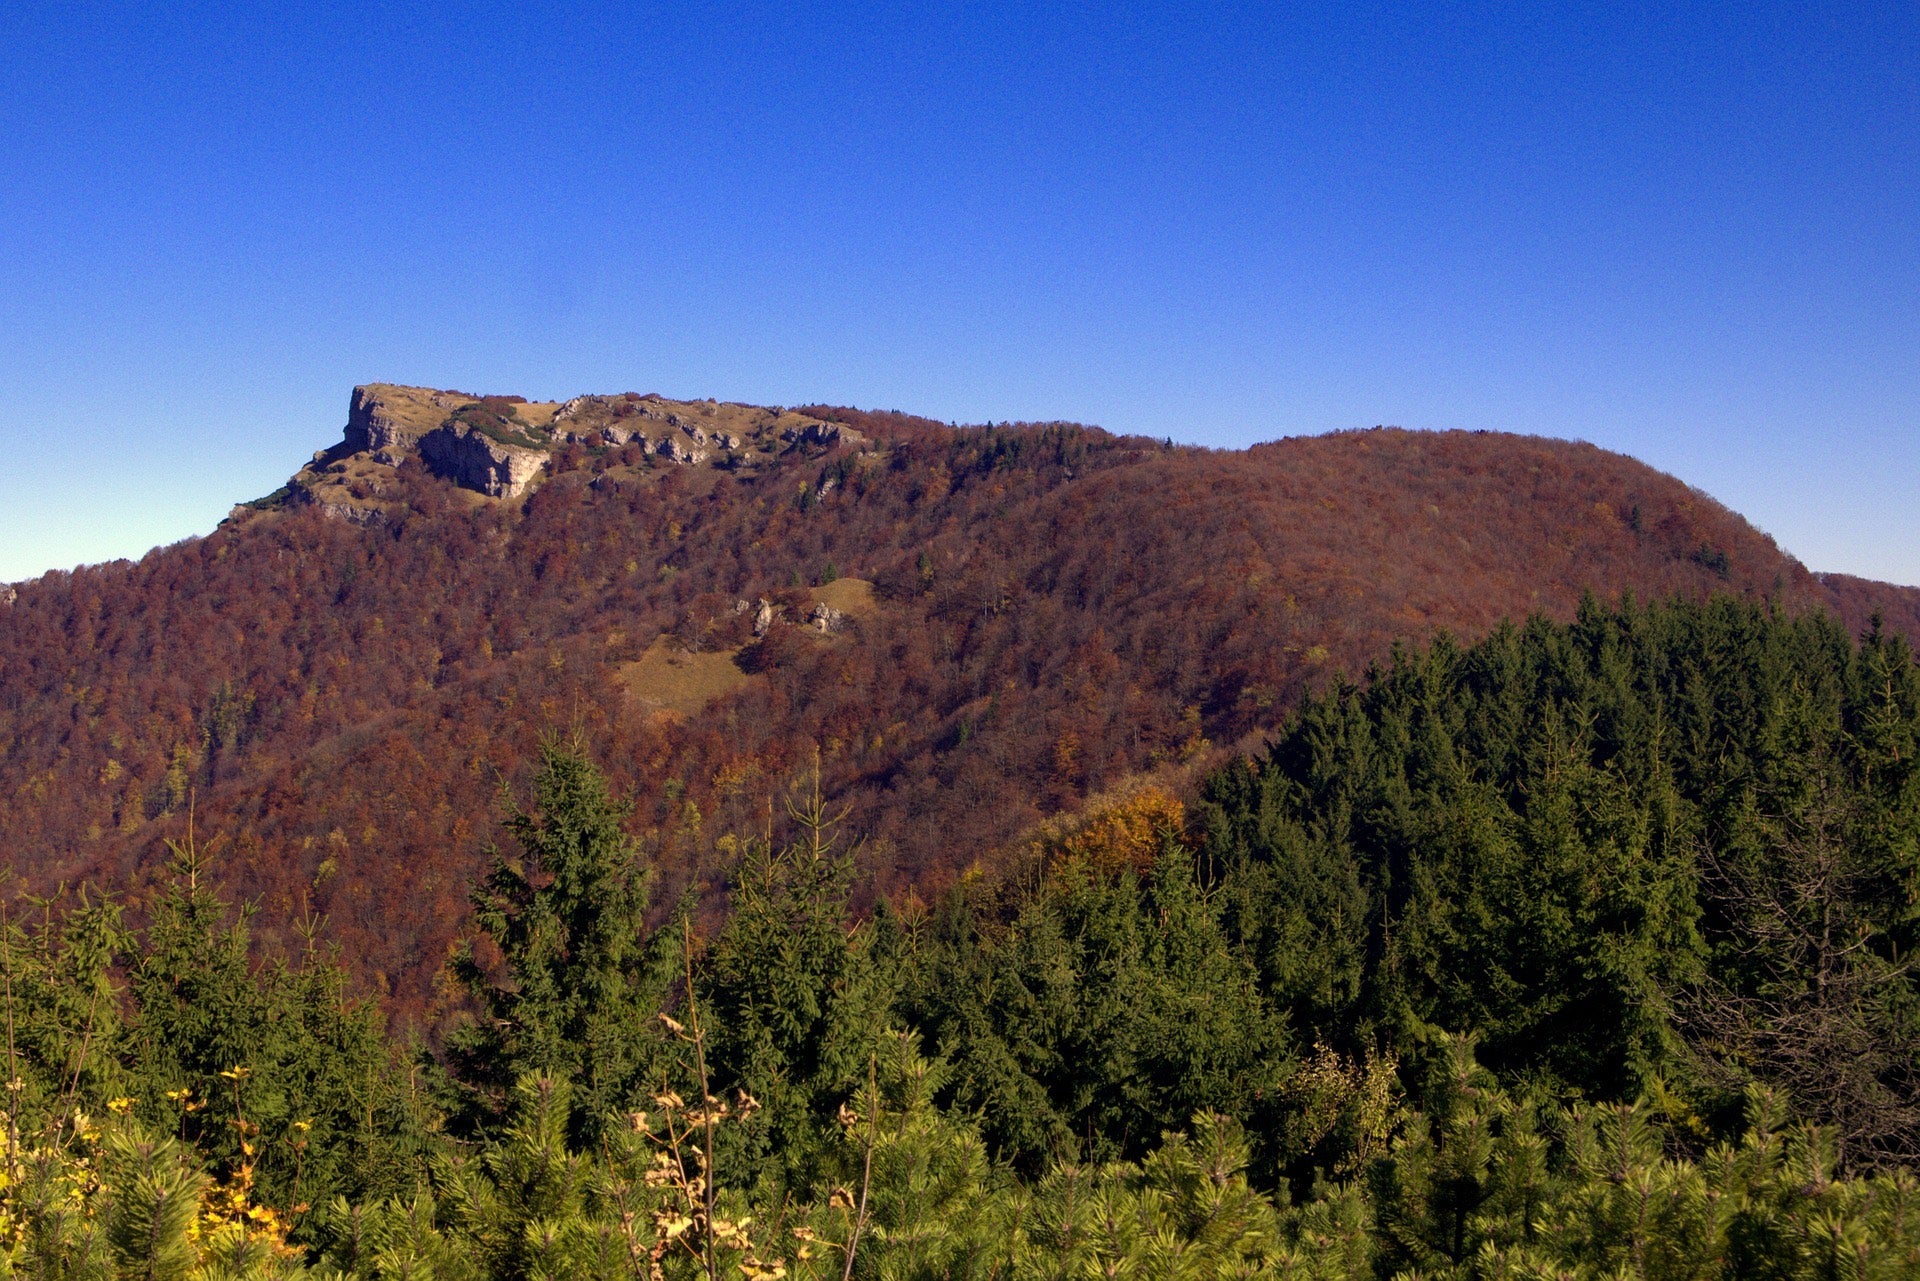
[{"left": 0, "top": 415, "right": 1909, "bottom": 1031}]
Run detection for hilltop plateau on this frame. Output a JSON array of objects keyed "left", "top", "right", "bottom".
[{"left": 2, "top": 383, "right": 1915, "bottom": 1023}]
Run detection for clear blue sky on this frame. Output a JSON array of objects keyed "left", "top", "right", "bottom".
[{"left": 3, "top": 2, "right": 1915, "bottom": 585}]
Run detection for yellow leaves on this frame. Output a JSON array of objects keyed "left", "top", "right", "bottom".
[
  {"left": 1034, "top": 785, "right": 1189, "bottom": 881},
  {"left": 1282, "top": 1041, "right": 1402, "bottom": 1175},
  {"left": 0, "top": 1116, "right": 301, "bottom": 1271},
  {"left": 712, "top": 756, "right": 765, "bottom": 797},
  {"left": 624, "top": 1071, "right": 796, "bottom": 1279}
]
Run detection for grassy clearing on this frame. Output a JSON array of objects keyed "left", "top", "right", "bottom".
[
  {"left": 615, "top": 638, "right": 755, "bottom": 719},
  {"left": 808, "top": 577, "right": 878, "bottom": 615}
]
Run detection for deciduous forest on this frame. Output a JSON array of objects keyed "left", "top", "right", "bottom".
[
  {"left": 3, "top": 401, "right": 1916, "bottom": 1026},
  {"left": 0, "top": 597, "right": 1916, "bottom": 1277}
]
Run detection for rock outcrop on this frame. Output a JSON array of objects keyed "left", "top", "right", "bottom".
[
  {"left": 345, "top": 384, "right": 459, "bottom": 461},
  {"left": 657, "top": 436, "right": 707, "bottom": 465},
  {"left": 782, "top": 422, "right": 864, "bottom": 449},
  {"left": 277, "top": 384, "right": 875, "bottom": 511},
  {"left": 418, "top": 425, "right": 547, "bottom": 499},
  {"left": 281, "top": 478, "right": 391, "bottom": 526}
]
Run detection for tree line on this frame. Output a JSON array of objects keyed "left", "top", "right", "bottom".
[
  {"left": 0, "top": 595, "right": 1916, "bottom": 1276},
  {"left": 9, "top": 410, "right": 1911, "bottom": 1026}
]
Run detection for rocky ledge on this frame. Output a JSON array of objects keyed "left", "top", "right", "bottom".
[{"left": 266, "top": 384, "right": 869, "bottom": 518}]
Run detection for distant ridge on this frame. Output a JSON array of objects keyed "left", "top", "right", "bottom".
[{"left": 1, "top": 385, "right": 1913, "bottom": 1025}]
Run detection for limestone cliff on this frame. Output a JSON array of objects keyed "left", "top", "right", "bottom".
[
  {"left": 264, "top": 384, "right": 870, "bottom": 519},
  {"left": 343, "top": 384, "right": 464, "bottom": 460},
  {"left": 418, "top": 423, "right": 547, "bottom": 498}
]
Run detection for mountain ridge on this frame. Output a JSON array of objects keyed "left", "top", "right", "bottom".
[{"left": 2, "top": 384, "right": 1915, "bottom": 1026}]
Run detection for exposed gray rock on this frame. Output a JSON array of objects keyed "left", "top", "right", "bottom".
[
  {"left": 345, "top": 386, "right": 437, "bottom": 456},
  {"left": 658, "top": 436, "right": 707, "bottom": 465},
  {"left": 305, "top": 385, "right": 868, "bottom": 509},
  {"left": 779, "top": 422, "right": 866, "bottom": 450},
  {"left": 808, "top": 603, "right": 846, "bottom": 633},
  {"left": 286, "top": 483, "right": 390, "bottom": 527},
  {"left": 0, "top": 586, "right": 15, "bottom": 607},
  {"left": 418, "top": 425, "right": 546, "bottom": 498},
  {"left": 754, "top": 599, "right": 777, "bottom": 637},
  {"left": 324, "top": 502, "right": 390, "bottom": 527}
]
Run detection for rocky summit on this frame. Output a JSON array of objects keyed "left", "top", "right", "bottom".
[{"left": 268, "top": 384, "right": 867, "bottom": 523}]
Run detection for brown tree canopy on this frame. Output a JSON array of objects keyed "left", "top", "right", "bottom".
[{"left": 1, "top": 404, "right": 1913, "bottom": 1029}]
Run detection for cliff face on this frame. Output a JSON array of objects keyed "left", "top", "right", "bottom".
[
  {"left": 343, "top": 384, "right": 461, "bottom": 460},
  {"left": 278, "top": 385, "right": 869, "bottom": 515},
  {"left": 417, "top": 424, "right": 546, "bottom": 498}
]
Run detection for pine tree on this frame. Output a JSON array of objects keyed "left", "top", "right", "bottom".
[
  {"left": 445, "top": 738, "right": 677, "bottom": 1144},
  {"left": 700, "top": 766, "right": 896, "bottom": 1201}
]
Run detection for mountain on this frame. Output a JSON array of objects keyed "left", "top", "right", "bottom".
[{"left": 2, "top": 384, "right": 1914, "bottom": 1025}]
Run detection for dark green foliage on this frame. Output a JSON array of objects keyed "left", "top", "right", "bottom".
[
  {"left": 124, "top": 836, "right": 431, "bottom": 1208},
  {"left": 448, "top": 398, "right": 546, "bottom": 450},
  {"left": 240, "top": 484, "right": 294, "bottom": 511},
  {"left": 0, "top": 888, "right": 133, "bottom": 1134},
  {"left": 699, "top": 776, "right": 897, "bottom": 1198},
  {"left": 905, "top": 847, "right": 1293, "bottom": 1174},
  {"left": 1195, "top": 596, "right": 1920, "bottom": 1166},
  {"left": 445, "top": 738, "right": 677, "bottom": 1143}
]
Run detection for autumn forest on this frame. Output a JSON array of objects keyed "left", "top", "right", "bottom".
[{"left": 0, "top": 389, "right": 1917, "bottom": 1276}]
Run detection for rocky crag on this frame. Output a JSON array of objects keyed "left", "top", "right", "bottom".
[{"left": 263, "top": 384, "right": 868, "bottom": 522}]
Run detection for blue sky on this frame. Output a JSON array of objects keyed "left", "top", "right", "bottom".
[{"left": 3, "top": 2, "right": 1915, "bottom": 585}]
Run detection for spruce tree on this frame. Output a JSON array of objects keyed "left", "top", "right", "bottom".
[
  {"left": 445, "top": 738, "right": 676, "bottom": 1144},
  {"left": 699, "top": 767, "right": 896, "bottom": 1200}
]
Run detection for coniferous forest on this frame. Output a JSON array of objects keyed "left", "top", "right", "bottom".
[{"left": 1, "top": 595, "right": 1917, "bottom": 1277}]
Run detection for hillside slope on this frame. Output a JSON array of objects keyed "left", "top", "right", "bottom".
[{"left": 2, "top": 385, "right": 1913, "bottom": 1023}]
